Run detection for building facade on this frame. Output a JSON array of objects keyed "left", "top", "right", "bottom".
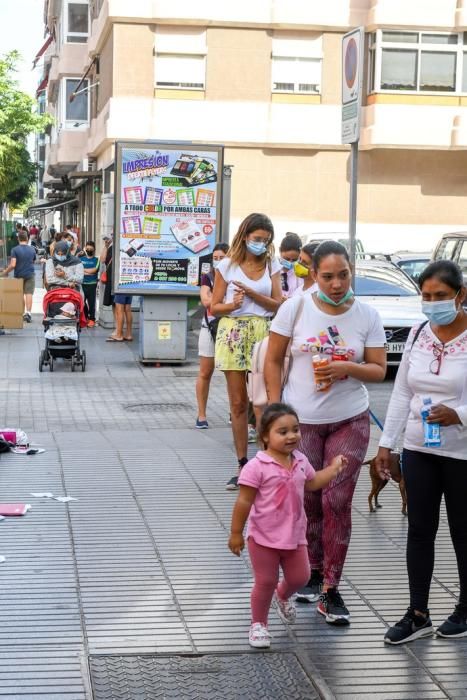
[{"left": 34, "top": 0, "right": 467, "bottom": 252}]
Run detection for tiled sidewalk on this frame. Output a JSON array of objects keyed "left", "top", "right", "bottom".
[{"left": 0, "top": 314, "right": 466, "bottom": 699}]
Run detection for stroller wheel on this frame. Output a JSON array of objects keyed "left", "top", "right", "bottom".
[
  {"left": 39, "top": 350, "right": 44, "bottom": 372},
  {"left": 49, "top": 356, "right": 54, "bottom": 372},
  {"left": 81, "top": 350, "right": 86, "bottom": 372},
  {"left": 71, "top": 357, "right": 76, "bottom": 372}
]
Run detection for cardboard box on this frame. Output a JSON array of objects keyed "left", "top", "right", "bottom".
[{"left": 0, "top": 278, "right": 24, "bottom": 329}]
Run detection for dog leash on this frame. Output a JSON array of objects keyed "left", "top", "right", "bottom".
[
  {"left": 369, "top": 409, "right": 384, "bottom": 431},
  {"left": 369, "top": 409, "right": 403, "bottom": 472}
]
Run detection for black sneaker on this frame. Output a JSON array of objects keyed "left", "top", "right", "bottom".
[
  {"left": 23, "top": 313, "right": 32, "bottom": 323},
  {"left": 296, "top": 570, "right": 323, "bottom": 603},
  {"left": 317, "top": 588, "right": 350, "bottom": 625},
  {"left": 226, "top": 475, "right": 239, "bottom": 491},
  {"left": 436, "top": 605, "right": 467, "bottom": 638},
  {"left": 384, "top": 608, "right": 433, "bottom": 645}
]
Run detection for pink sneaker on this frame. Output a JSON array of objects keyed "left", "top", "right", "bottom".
[{"left": 248, "top": 622, "right": 271, "bottom": 648}]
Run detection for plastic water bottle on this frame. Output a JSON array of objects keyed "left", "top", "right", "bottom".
[{"left": 421, "top": 397, "right": 441, "bottom": 447}]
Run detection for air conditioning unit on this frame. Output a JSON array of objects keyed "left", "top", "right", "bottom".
[{"left": 101, "top": 193, "right": 114, "bottom": 237}]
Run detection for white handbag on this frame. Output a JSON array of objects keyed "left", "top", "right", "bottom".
[{"left": 247, "top": 296, "right": 305, "bottom": 408}]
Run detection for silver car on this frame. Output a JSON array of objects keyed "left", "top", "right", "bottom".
[{"left": 355, "top": 259, "right": 426, "bottom": 366}]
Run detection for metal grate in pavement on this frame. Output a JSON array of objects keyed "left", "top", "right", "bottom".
[{"left": 89, "top": 653, "right": 320, "bottom": 700}]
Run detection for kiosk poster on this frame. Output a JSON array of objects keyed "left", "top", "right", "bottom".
[{"left": 114, "top": 142, "right": 223, "bottom": 296}]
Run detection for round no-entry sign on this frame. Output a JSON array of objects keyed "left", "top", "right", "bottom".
[{"left": 345, "top": 38, "right": 358, "bottom": 89}]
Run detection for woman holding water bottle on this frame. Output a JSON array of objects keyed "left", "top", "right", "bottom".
[
  {"left": 264, "top": 241, "right": 386, "bottom": 625},
  {"left": 376, "top": 260, "right": 467, "bottom": 645}
]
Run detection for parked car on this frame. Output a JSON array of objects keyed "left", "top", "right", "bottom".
[
  {"left": 391, "top": 252, "right": 431, "bottom": 284},
  {"left": 354, "top": 259, "right": 426, "bottom": 366},
  {"left": 299, "top": 232, "right": 365, "bottom": 255},
  {"left": 431, "top": 232, "right": 467, "bottom": 309},
  {"left": 431, "top": 231, "right": 467, "bottom": 284}
]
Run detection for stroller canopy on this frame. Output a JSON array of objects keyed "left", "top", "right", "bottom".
[{"left": 43, "top": 288, "right": 87, "bottom": 328}]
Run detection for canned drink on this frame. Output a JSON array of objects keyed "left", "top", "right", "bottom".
[
  {"left": 312, "top": 354, "right": 331, "bottom": 392},
  {"left": 332, "top": 348, "right": 349, "bottom": 380}
]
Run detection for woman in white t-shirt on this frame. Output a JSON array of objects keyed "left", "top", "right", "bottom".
[
  {"left": 211, "top": 213, "right": 283, "bottom": 490},
  {"left": 375, "top": 260, "right": 467, "bottom": 646},
  {"left": 264, "top": 241, "right": 387, "bottom": 625}
]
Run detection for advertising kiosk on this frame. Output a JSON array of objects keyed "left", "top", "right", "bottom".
[{"left": 113, "top": 141, "right": 223, "bottom": 362}]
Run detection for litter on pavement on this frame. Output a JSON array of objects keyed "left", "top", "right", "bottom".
[{"left": 30, "top": 492, "right": 78, "bottom": 502}]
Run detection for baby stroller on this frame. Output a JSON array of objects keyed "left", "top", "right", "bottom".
[{"left": 40, "top": 288, "right": 87, "bottom": 372}]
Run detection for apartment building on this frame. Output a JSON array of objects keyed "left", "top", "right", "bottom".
[{"left": 33, "top": 0, "right": 467, "bottom": 252}]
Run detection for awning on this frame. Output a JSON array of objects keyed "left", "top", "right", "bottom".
[
  {"left": 36, "top": 73, "right": 49, "bottom": 97},
  {"left": 32, "top": 34, "right": 54, "bottom": 68},
  {"left": 28, "top": 198, "right": 78, "bottom": 213},
  {"left": 70, "top": 56, "right": 98, "bottom": 103},
  {"left": 69, "top": 170, "right": 102, "bottom": 179}
]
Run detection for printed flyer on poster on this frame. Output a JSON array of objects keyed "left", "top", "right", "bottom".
[{"left": 114, "top": 142, "right": 223, "bottom": 296}]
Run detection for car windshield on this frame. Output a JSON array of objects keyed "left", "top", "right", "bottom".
[
  {"left": 355, "top": 265, "right": 419, "bottom": 296},
  {"left": 398, "top": 259, "right": 429, "bottom": 279}
]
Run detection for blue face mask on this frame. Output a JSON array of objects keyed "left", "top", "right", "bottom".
[
  {"left": 246, "top": 241, "right": 267, "bottom": 256},
  {"left": 65, "top": 240, "right": 72, "bottom": 248},
  {"left": 279, "top": 257, "right": 294, "bottom": 271},
  {"left": 55, "top": 254, "right": 66, "bottom": 262},
  {"left": 422, "top": 294, "right": 459, "bottom": 326},
  {"left": 317, "top": 288, "right": 354, "bottom": 306}
]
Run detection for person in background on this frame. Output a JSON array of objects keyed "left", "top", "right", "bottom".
[
  {"left": 65, "top": 231, "right": 81, "bottom": 257},
  {"left": 28, "top": 223, "right": 39, "bottom": 243},
  {"left": 100, "top": 234, "right": 113, "bottom": 309},
  {"left": 100, "top": 230, "right": 131, "bottom": 344},
  {"left": 264, "top": 241, "right": 387, "bottom": 624},
  {"left": 195, "top": 242, "right": 229, "bottom": 428},
  {"left": 278, "top": 234, "right": 302, "bottom": 299},
  {"left": 45, "top": 240, "right": 84, "bottom": 290},
  {"left": 0, "top": 231, "right": 36, "bottom": 323},
  {"left": 107, "top": 295, "right": 133, "bottom": 342},
  {"left": 292, "top": 242, "right": 320, "bottom": 297},
  {"left": 211, "top": 212, "right": 282, "bottom": 490},
  {"left": 49, "top": 231, "right": 63, "bottom": 258},
  {"left": 81, "top": 241, "right": 100, "bottom": 328},
  {"left": 376, "top": 260, "right": 467, "bottom": 645}
]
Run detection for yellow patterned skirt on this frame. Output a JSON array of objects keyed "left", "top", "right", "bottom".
[{"left": 215, "top": 316, "right": 270, "bottom": 372}]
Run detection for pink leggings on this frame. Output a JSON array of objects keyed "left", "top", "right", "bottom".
[
  {"left": 299, "top": 410, "right": 369, "bottom": 587},
  {"left": 248, "top": 537, "right": 310, "bottom": 625}
]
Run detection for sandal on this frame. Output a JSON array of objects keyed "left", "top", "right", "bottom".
[
  {"left": 106, "top": 336, "right": 124, "bottom": 342},
  {"left": 123, "top": 336, "right": 133, "bottom": 341}
]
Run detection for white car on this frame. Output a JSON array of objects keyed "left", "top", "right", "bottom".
[{"left": 355, "top": 259, "right": 426, "bottom": 365}]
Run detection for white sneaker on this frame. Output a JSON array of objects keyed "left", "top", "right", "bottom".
[
  {"left": 249, "top": 622, "right": 271, "bottom": 648},
  {"left": 248, "top": 426, "right": 257, "bottom": 443},
  {"left": 275, "top": 593, "right": 297, "bottom": 624}
]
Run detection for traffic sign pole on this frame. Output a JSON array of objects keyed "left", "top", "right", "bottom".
[
  {"left": 341, "top": 27, "right": 364, "bottom": 286},
  {"left": 349, "top": 141, "right": 359, "bottom": 288}
]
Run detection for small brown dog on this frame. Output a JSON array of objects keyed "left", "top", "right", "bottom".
[{"left": 364, "top": 451, "right": 407, "bottom": 516}]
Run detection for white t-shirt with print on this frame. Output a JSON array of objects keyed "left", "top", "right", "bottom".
[
  {"left": 271, "top": 294, "right": 386, "bottom": 424},
  {"left": 292, "top": 282, "right": 318, "bottom": 297},
  {"left": 216, "top": 257, "right": 281, "bottom": 318}
]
